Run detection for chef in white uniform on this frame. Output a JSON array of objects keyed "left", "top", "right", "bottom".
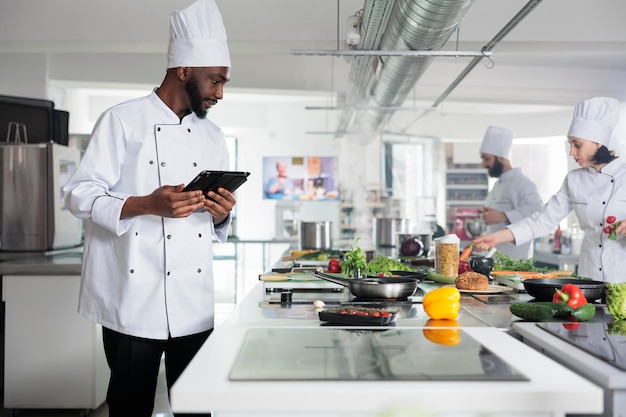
[
  {"left": 62, "top": 1, "right": 232, "bottom": 416},
  {"left": 474, "top": 97, "right": 626, "bottom": 284},
  {"left": 479, "top": 126, "right": 543, "bottom": 259}
]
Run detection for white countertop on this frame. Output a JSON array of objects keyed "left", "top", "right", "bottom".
[{"left": 170, "top": 283, "right": 604, "bottom": 417}]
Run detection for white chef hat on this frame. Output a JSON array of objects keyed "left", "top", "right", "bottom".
[
  {"left": 167, "top": 0, "right": 231, "bottom": 69},
  {"left": 479, "top": 126, "right": 513, "bottom": 159},
  {"left": 567, "top": 97, "right": 620, "bottom": 147}
]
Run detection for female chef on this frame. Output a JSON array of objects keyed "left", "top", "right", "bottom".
[{"left": 473, "top": 97, "right": 626, "bottom": 283}]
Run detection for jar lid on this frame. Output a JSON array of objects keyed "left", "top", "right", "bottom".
[{"left": 435, "top": 233, "right": 460, "bottom": 244}]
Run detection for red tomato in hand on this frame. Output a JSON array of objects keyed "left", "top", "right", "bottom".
[
  {"left": 604, "top": 226, "right": 613, "bottom": 234},
  {"left": 328, "top": 259, "right": 342, "bottom": 273},
  {"left": 607, "top": 215, "right": 617, "bottom": 224}
]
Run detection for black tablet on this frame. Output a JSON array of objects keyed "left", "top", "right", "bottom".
[{"left": 183, "top": 170, "right": 250, "bottom": 195}]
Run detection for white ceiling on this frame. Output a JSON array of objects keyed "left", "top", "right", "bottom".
[{"left": 1, "top": 0, "right": 626, "bottom": 129}]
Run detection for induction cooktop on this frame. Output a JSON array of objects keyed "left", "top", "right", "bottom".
[
  {"left": 538, "top": 322, "right": 626, "bottom": 371},
  {"left": 229, "top": 328, "right": 528, "bottom": 381}
]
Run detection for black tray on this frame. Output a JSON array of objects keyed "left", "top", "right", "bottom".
[{"left": 318, "top": 306, "right": 399, "bottom": 326}]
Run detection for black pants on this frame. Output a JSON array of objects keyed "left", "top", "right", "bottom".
[{"left": 102, "top": 327, "right": 212, "bottom": 417}]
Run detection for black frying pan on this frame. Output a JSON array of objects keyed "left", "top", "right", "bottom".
[{"left": 314, "top": 271, "right": 419, "bottom": 299}]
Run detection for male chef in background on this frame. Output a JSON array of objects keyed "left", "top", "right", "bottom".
[
  {"left": 479, "top": 126, "right": 543, "bottom": 259},
  {"left": 62, "top": 0, "right": 232, "bottom": 416}
]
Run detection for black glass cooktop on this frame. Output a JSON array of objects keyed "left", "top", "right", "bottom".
[
  {"left": 229, "top": 328, "right": 528, "bottom": 381},
  {"left": 538, "top": 322, "right": 626, "bottom": 371}
]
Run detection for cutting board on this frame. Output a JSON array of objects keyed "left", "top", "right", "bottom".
[{"left": 259, "top": 273, "right": 326, "bottom": 282}]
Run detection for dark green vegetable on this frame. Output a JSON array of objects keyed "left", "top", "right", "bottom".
[
  {"left": 571, "top": 303, "right": 596, "bottom": 322},
  {"left": 529, "top": 302, "right": 573, "bottom": 318},
  {"left": 493, "top": 252, "right": 549, "bottom": 272},
  {"left": 509, "top": 303, "right": 555, "bottom": 321}
]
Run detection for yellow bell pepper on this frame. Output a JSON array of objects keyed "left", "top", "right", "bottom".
[
  {"left": 422, "top": 319, "right": 461, "bottom": 346},
  {"left": 422, "top": 287, "right": 460, "bottom": 320}
]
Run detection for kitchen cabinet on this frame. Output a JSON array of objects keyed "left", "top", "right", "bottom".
[{"left": 2, "top": 273, "right": 108, "bottom": 412}]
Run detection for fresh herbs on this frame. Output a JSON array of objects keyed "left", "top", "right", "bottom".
[
  {"left": 493, "top": 252, "right": 549, "bottom": 272},
  {"left": 340, "top": 239, "right": 370, "bottom": 278}
]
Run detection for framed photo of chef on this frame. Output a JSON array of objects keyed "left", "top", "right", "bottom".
[{"left": 262, "top": 156, "right": 339, "bottom": 201}]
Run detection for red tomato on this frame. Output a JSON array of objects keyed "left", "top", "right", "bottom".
[
  {"left": 607, "top": 215, "right": 617, "bottom": 224},
  {"left": 328, "top": 259, "right": 342, "bottom": 273},
  {"left": 604, "top": 226, "right": 613, "bottom": 234}
]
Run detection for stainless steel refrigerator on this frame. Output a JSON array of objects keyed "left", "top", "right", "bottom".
[{"left": 0, "top": 142, "right": 82, "bottom": 251}]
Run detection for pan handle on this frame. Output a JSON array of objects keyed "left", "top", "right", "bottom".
[{"left": 313, "top": 271, "right": 351, "bottom": 287}]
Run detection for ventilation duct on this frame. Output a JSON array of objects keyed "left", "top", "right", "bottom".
[{"left": 338, "top": 0, "right": 476, "bottom": 135}]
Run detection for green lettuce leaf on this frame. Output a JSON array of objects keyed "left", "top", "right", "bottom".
[{"left": 606, "top": 282, "right": 626, "bottom": 320}]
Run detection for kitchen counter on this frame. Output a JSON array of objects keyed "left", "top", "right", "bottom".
[
  {"left": 170, "top": 281, "right": 605, "bottom": 417},
  {"left": 0, "top": 250, "right": 83, "bottom": 275}
]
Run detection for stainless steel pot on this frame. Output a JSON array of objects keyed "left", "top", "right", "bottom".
[
  {"left": 299, "top": 221, "right": 332, "bottom": 250},
  {"left": 373, "top": 218, "right": 409, "bottom": 248},
  {"left": 314, "top": 271, "right": 419, "bottom": 299}
]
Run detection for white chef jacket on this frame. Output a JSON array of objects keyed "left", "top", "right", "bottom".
[
  {"left": 508, "top": 158, "right": 626, "bottom": 283},
  {"left": 63, "top": 89, "right": 231, "bottom": 339},
  {"left": 484, "top": 168, "right": 543, "bottom": 259}
]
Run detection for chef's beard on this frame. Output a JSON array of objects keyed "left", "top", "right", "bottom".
[
  {"left": 488, "top": 158, "right": 504, "bottom": 178},
  {"left": 185, "top": 76, "right": 208, "bottom": 119}
]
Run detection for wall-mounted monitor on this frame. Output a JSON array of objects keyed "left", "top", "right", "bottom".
[{"left": 262, "top": 156, "right": 339, "bottom": 201}]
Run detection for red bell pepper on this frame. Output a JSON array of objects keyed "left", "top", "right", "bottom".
[{"left": 552, "top": 283, "right": 588, "bottom": 309}]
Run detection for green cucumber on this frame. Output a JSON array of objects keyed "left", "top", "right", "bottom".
[
  {"left": 509, "top": 303, "right": 555, "bottom": 321},
  {"left": 426, "top": 269, "right": 456, "bottom": 284},
  {"left": 572, "top": 303, "right": 596, "bottom": 322},
  {"left": 529, "top": 302, "right": 573, "bottom": 318}
]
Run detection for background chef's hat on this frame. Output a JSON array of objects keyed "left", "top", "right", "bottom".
[
  {"left": 167, "top": 0, "right": 231, "bottom": 69},
  {"left": 567, "top": 97, "right": 620, "bottom": 147},
  {"left": 479, "top": 126, "right": 513, "bottom": 159}
]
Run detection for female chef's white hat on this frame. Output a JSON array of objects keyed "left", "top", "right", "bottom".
[
  {"left": 167, "top": 0, "right": 231, "bottom": 69},
  {"left": 567, "top": 97, "right": 620, "bottom": 147},
  {"left": 479, "top": 126, "right": 513, "bottom": 160}
]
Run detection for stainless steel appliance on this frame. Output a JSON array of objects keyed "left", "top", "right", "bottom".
[
  {"left": 298, "top": 221, "right": 332, "bottom": 250},
  {"left": 373, "top": 217, "right": 409, "bottom": 248},
  {"left": 0, "top": 142, "right": 82, "bottom": 251}
]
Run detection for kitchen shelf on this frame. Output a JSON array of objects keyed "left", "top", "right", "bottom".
[
  {"left": 445, "top": 165, "right": 488, "bottom": 237},
  {"left": 339, "top": 186, "right": 386, "bottom": 242}
]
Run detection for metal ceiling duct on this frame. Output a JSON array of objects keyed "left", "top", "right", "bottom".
[{"left": 339, "top": 0, "right": 476, "bottom": 135}]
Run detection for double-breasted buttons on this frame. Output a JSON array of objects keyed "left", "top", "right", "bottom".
[
  {"left": 149, "top": 160, "right": 154, "bottom": 165},
  {"left": 130, "top": 269, "right": 135, "bottom": 274},
  {"left": 197, "top": 269, "right": 202, "bottom": 273},
  {"left": 167, "top": 235, "right": 172, "bottom": 240},
  {"left": 161, "top": 162, "right": 166, "bottom": 167}
]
